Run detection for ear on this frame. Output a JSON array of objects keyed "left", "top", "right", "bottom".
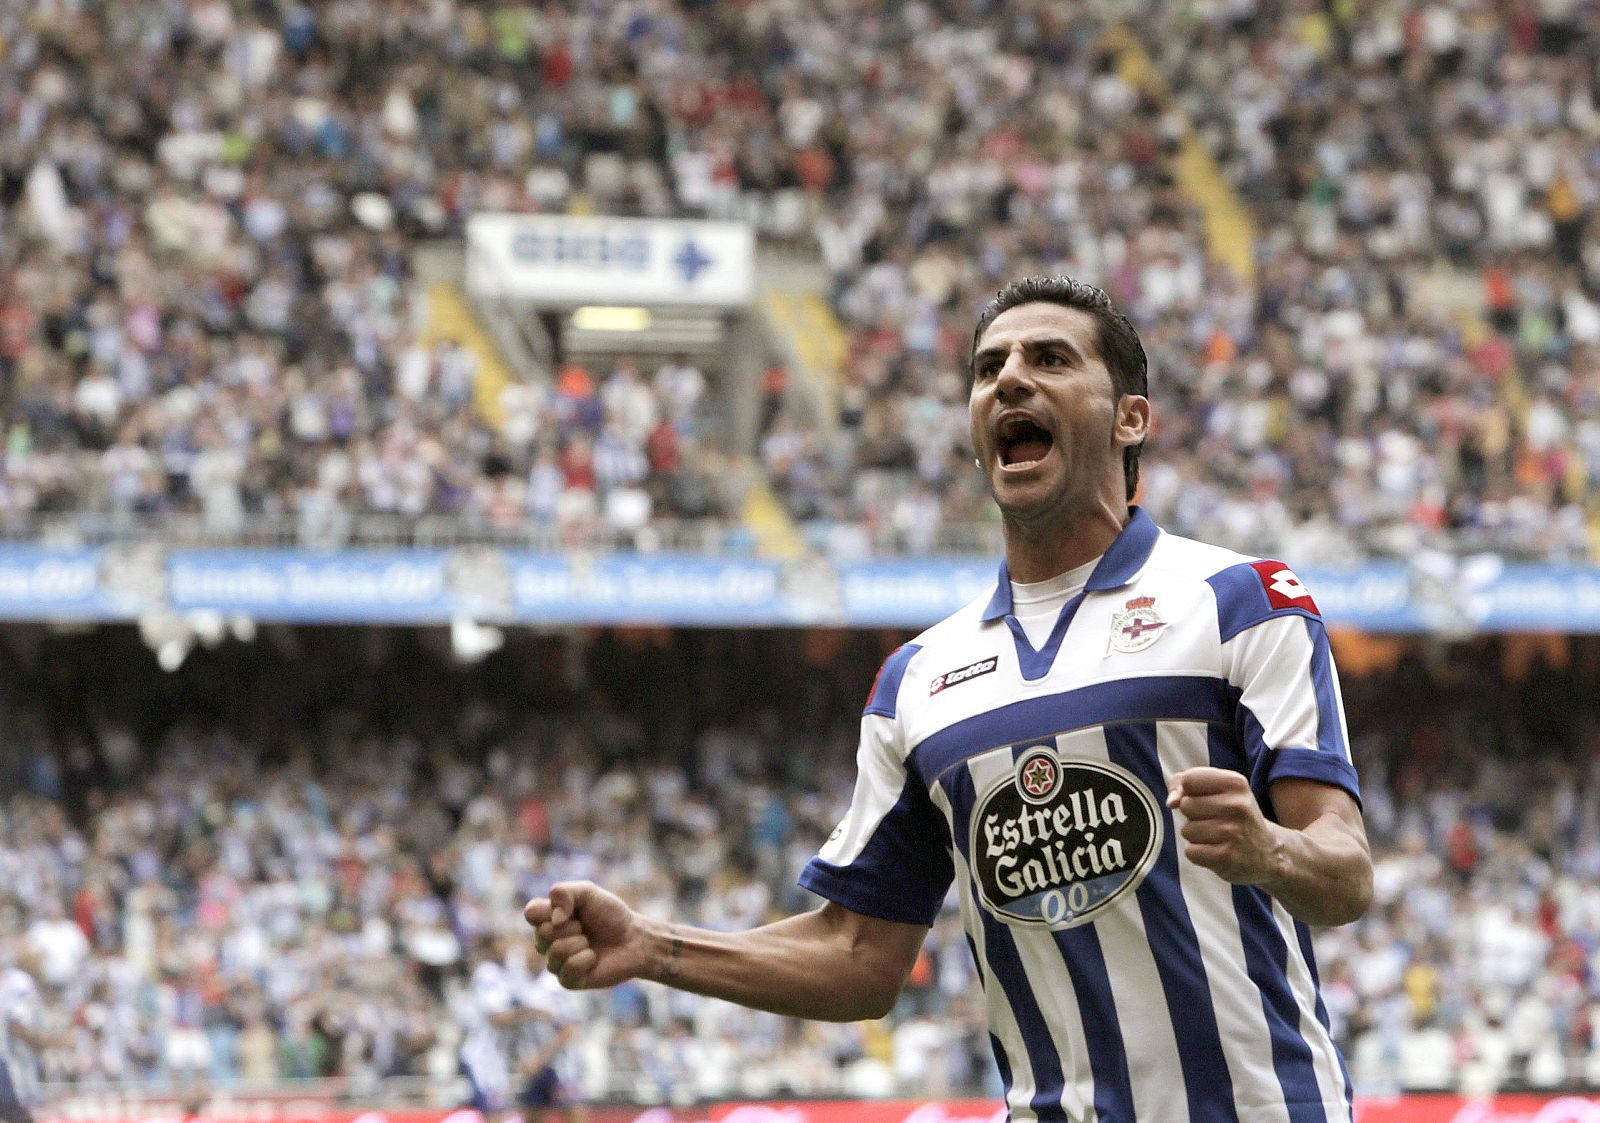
[{"left": 1114, "top": 394, "right": 1150, "bottom": 448}]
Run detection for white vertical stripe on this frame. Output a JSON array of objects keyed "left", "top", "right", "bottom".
[
  {"left": 816, "top": 714, "right": 911, "bottom": 866},
  {"left": 930, "top": 764, "right": 1041, "bottom": 1123},
  {"left": 962, "top": 746, "right": 1096, "bottom": 1123},
  {"left": 1273, "top": 900, "right": 1350, "bottom": 1117},
  {"left": 1074, "top": 725, "right": 1190, "bottom": 1123},
  {"left": 1158, "top": 723, "right": 1294, "bottom": 1123},
  {"left": 1227, "top": 615, "right": 1321, "bottom": 753}
]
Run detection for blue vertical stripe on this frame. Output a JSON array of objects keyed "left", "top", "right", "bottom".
[
  {"left": 1106, "top": 724, "right": 1239, "bottom": 1123},
  {"left": 1233, "top": 885, "right": 1329, "bottom": 1123},
  {"left": 1303, "top": 619, "right": 1348, "bottom": 760},
  {"left": 963, "top": 931, "right": 1017, "bottom": 1098},
  {"left": 1050, "top": 924, "right": 1133, "bottom": 1123},
  {"left": 1021, "top": 742, "right": 1135, "bottom": 1123},
  {"left": 1232, "top": 700, "right": 1280, "bottom": 816},
  {"left": 945, "top": 765, "right": 1071, "bottom": 1122},
  {"left": 990, "top": 1033, "right": 1014, "bottom": 1095},
  {"left": 1295, "top": 921, "right": 1354, "bottom": 1119},
  {"left": 1212, "top": 726, "right": 1329, "bottom": 1121}
]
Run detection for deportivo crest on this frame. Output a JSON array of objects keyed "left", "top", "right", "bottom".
[
  {"left": 1107, "top": 595, "right": 1168, "bottom": 654},
  {"left": 929, "top": 656, "right": 998, "bottom": 695},
  {"left": 970, "top": 748, "right": 1163, "bottom": 930}
]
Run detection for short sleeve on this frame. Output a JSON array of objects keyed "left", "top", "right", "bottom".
[
  {"left": 1211, "top": 563, "right": 1362, "bottom": 813},
  {"left": 798, "top": 645, "right": 953, "bottom": 925}
]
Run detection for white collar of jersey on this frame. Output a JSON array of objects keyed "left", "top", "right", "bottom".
[{"left": 981, "top": 506, "right": 1161, "bottom": 623}]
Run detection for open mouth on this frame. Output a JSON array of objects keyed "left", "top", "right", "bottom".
[{"left": 997, "top": 415, "right": 1054, "bottom": 469}]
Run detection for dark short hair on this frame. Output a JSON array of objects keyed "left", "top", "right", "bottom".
[{"left": 971, "top": 276, "right": 1149, "bottom": 502}]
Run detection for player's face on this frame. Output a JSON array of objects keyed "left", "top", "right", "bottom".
[{"left": 969, "top": 302, "right": 1139, "bottom": 524}]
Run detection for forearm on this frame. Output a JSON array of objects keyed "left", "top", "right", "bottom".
[
  {"left": 1257, "top": 813, "right": 1373, "bottom": 926},
  {"left": 636, "top": 907, "right": 914, "bottom": 1022}
]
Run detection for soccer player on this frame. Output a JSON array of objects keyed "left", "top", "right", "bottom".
[
  {"left": 0, "top": 950, "right": 47, "bottom": 1123},
  {"left": 526, "top": 276, "right": 1373, "bottom": 1122},
  {"left": 515, "top": 959, "right": 587, "bottom": 1123}
]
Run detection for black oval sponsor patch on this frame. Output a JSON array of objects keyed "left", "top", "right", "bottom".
[{"left": 970, "top": 749, "right": 1162, "bottom": 929}]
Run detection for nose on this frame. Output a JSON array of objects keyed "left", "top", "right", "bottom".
[{"left": 993, "top": 348, "right": 1035, "bottom": 400}]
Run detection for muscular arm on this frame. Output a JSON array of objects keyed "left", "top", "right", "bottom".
[
  {"left": 1257, "top": 777, "right": 1373, "bottom": 926},
  {"left": 1168, "top": 769, "right": 1372, "bottom": 927},
  {"left": 526, "top": 884, "right": 928, "bottom": 1022}
]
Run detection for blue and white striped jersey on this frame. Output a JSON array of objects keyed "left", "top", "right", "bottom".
[{"left": 800, "top": 508, "right": 1359, "bottom": 1123}]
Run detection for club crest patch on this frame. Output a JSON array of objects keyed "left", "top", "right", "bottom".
[
  {"left": 1107, "top": 595, "right": 1168, "bottom": 654},
  {"left": 971, "top": 748, "right": 1163, "bottom": 930}
]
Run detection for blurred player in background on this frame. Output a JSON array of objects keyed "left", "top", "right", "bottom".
[
  {"left": 528, "top": 277, "right": 1373, "bottom": 1122},
  {"left": 0, "top": 949, "right": 47, "bottom": 1123},
  {"left": 458, "top": 936, "right": 585, "bottom": 1123},
  {"left": 516, "top": 963, "right": 585, "bottom": 1123}
]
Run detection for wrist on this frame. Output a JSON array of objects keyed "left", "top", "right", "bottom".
[
  {"left": 641, "top": 918, "right": 685, "bottom": 985},
  {"left": 1257, "top": 821, "right": 1294, "bottom": 889}
]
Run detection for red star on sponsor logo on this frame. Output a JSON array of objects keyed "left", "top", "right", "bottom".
[{"left": 1021, "top": 757, "right": 1056, "bottom": 797}]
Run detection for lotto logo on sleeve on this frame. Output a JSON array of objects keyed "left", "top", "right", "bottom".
[{"left": 1250, "top": 560, "right": 1319, "bottom": 615}]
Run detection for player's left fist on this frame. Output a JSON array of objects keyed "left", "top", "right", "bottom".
[{"left": 1166, "top": 767, "right": 1283, "bottom": 885}]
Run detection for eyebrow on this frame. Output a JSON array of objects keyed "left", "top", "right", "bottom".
[{"left": 971, "top": 336, "right": 1087, "bottom": 373}]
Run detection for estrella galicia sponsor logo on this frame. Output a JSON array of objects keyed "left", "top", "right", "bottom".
[
  {"left": 970, "top": 749, "right": 1162, "bottom": 930},
  {"left": 929, "top": 656, "right": 998, "bottom": 695}
]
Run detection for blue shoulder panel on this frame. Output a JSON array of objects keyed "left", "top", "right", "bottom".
[
  {"left": 1207, "top": 561, "right": 1322, "bottom": 644},
  {"left": 864, "top": 643, "right": 922, "bottom": 719}
]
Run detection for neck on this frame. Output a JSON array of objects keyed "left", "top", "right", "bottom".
[{"left": 1001, "top": 493, "right": 1129, "bottom": 585}]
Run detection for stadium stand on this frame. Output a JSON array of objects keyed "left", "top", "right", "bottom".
[
  {"left": 0, "top": 1, "right": 741, "bottom": 553},
  {"left": 2, "top": 2, "right": 1597, "bottom": 561},
  {"left": 4, "top": 627, "right": 1600, "bottom": 1104},
  {"left": 4, "top": 0, "right": 1600, "bottom": 1116}
]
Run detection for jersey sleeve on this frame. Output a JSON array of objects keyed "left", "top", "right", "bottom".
[
  {"left": 798, "top": 643, "right": 954, "bottom": 926},
  {"left": 1208, "top": 561, "right": 1362, "bottom": 814}
]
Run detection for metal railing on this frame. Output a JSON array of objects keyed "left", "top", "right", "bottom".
[
  {"left": 463, "top": 238, "right": 555, "bottom": 384},
  {"left": 0, "top": 512, "right": 753, "bottom": 554},
  {"left": 0, "top": 510, "right": 1007, "bottom": 558}
]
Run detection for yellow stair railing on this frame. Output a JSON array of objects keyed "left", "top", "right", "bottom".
[
  {"left": 418, "top": 281, "right": 514, "bottom": 431},
  {"left": 1103, "top": 24, "right": 1257, "bottom": 285}
]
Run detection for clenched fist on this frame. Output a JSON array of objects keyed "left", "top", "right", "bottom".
[
  {"left": 1165, "top": 767, "right": 1284, "bottom": 886},
  {"left": 524, "top": 881, "right": 654, "bottom": 990}
]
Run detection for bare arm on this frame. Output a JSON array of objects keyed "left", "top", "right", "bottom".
[
  {"left": 525, "top": 882, "right": 927, "bottom": 1022},
  {"left": 1167, "top": 769, "right": 1373, "bottom": 927}
]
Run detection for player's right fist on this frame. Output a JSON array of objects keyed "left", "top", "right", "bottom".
[{"left": 524, "top": 880, "right": 650, "bottom": 991}]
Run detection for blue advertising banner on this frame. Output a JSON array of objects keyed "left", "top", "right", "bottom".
[
  {"left": 1300, "top": 565, "right": 1421, "bottom": 633},
  {"left": 0, "top": 548, "right": 115, "bottom": 619},
  {"left": 0, "top": 545, "right": 1595, "bottom": 632},
  {"left": 167, "top": 551, "right": 451, "bottom": 622},
  {"left": 503, "top": 553, "right": 787, "bottom": 625},
  {"left": 835, "top": 559, "right": 998, "bottom": 628}
]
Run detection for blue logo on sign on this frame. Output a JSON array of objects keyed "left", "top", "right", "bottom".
[
  {"left": 673, "top": 239, "right": 713, "bottom": 283},
  {"left": 511, "top": 231, "right": 650, "bottom": 269}
]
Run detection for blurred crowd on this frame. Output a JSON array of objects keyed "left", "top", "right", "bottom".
[
  {"left": 0, "top": 0, "right": 738, "bottom": 549},
  {"left": 1130, "top": 0, "right": 1600, "bottom": 562},
  {"left": 3, "top": 1, "right": 1600, "bottom": 560},
  {"left": 766, "top": 0, "right": 1600, "bottom": 562},
  {"left": 0, "top": 626, "right": 1598, "bottom": 1105}
]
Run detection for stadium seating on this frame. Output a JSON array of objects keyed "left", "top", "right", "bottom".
[
  {"left": 2, "top": 3, "right": 1596, "bottom": 560},
  {"left": 5, "top": 628, "right": 1600, "bottom": 1101},
  {"left": 4, "top": 0, "right": 1600, "bottom": 1111}
]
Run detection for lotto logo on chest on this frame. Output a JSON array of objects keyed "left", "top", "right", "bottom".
[
  {"left": 970, "top": 746, "right": 1163, "bottom": 930},
  {"left": 1107, "top": 595, "right": 1168, "bottom": 654}
]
